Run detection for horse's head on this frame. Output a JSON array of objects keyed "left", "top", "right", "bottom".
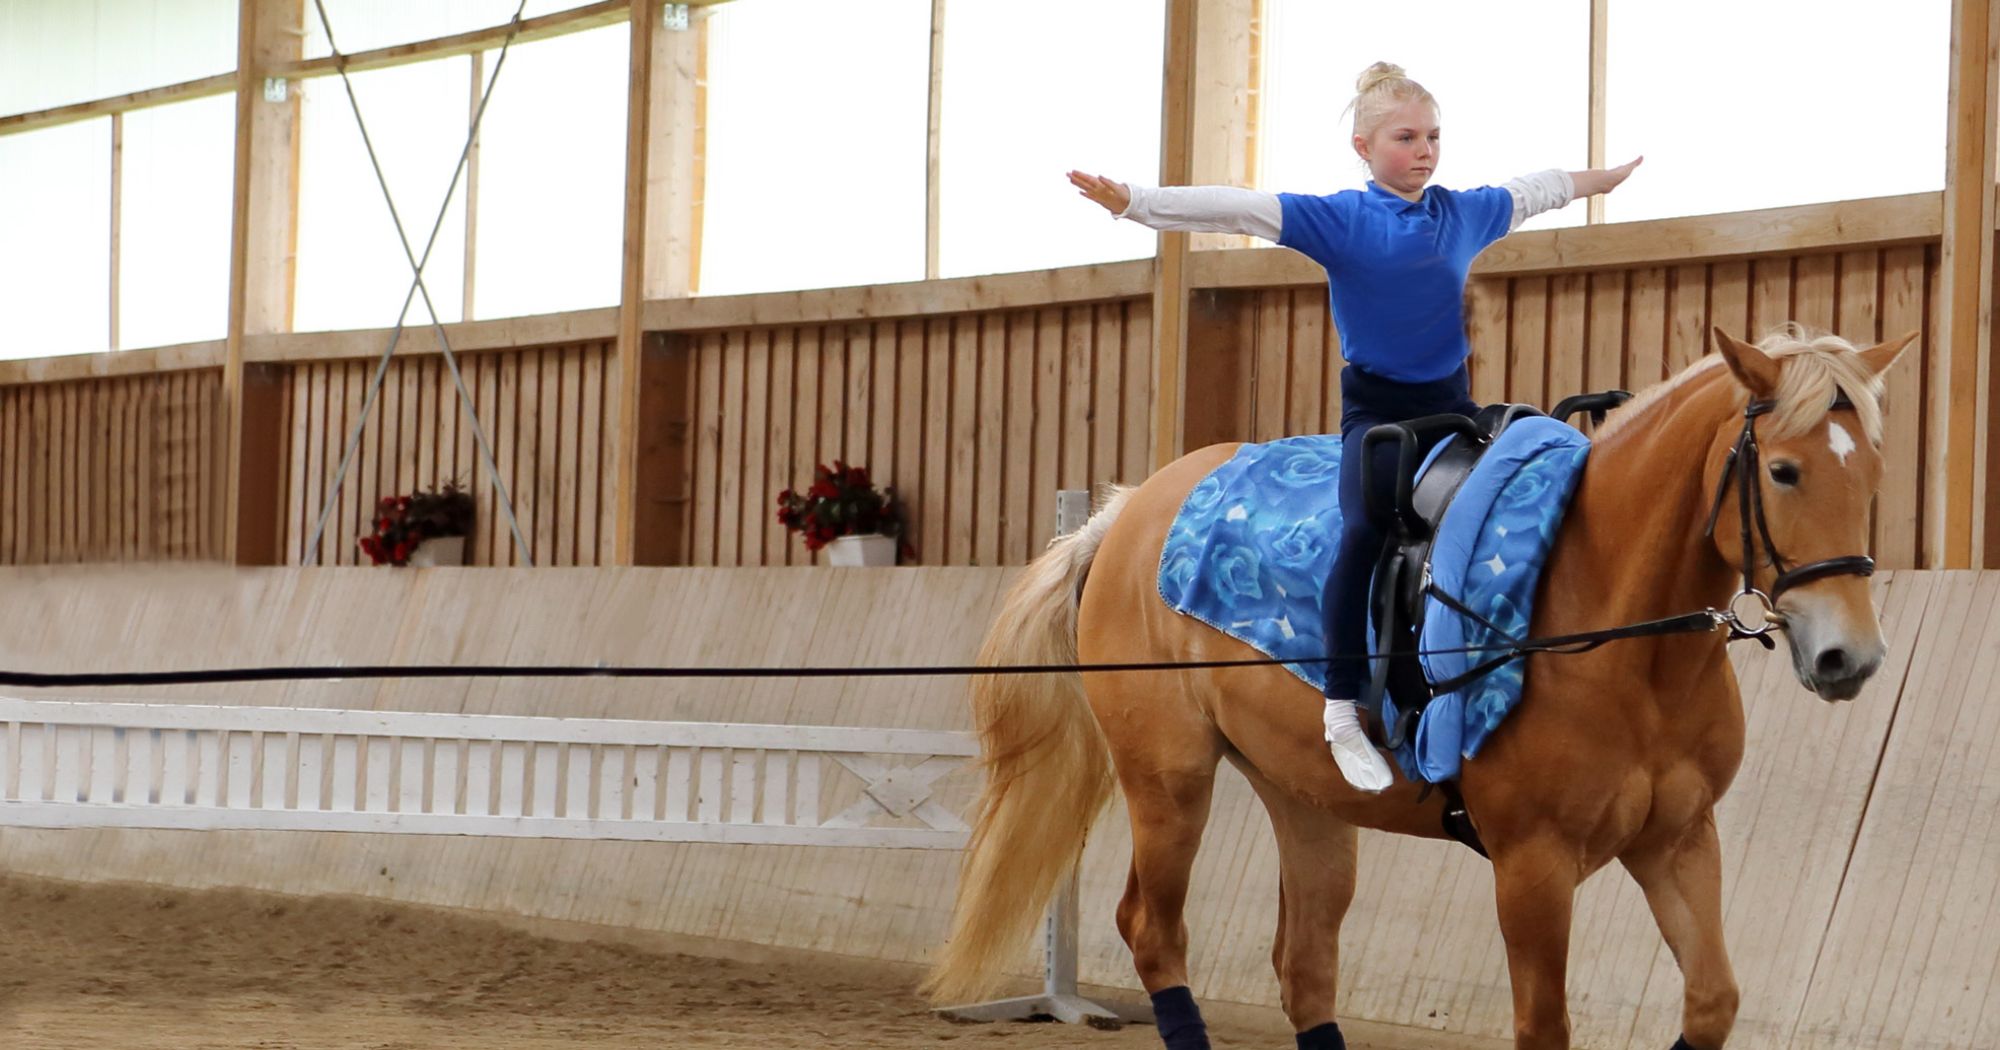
[{"left": 1705, "top": 325, "right": 1915, "bottom": 701}]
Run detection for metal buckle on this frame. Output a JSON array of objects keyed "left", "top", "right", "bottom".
[{"left": 1725, "top": 588, "right": 1782, "bottom": 637}]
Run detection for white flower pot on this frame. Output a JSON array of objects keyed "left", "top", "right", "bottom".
[
  {"left": 823, "top": 533, "right": 896, "bottom": 567},
  {"left": 407, "top": 535, "right": 466, "bottom": 567}
]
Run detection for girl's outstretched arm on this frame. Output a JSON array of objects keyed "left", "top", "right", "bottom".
[
  {"left": 1570, "top": 156, "right": 1643, "bottom": 198},
  {"left": 1066, "top": 170, "right": 1283, "bottom": 241}
]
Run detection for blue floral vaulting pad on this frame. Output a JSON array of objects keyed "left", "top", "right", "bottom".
[{"left": 1158, "top": 419, "right": 1592, "bottom": 783}]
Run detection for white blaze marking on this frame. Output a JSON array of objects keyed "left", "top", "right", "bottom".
[{"left": 1828, "top": 422, "right": 1857, "bottom": 466}]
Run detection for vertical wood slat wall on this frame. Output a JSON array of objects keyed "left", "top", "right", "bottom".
[
  {"left": 1230, "top": 247, "right": 1939, "bottom": 569},
  {"left": 684, "top": 299, "right": 1155, "bottom": 568},
  {"left": 283, "top": 341, "right": 617, "bottom": 568},
  {"left": 0, "top": 370, "right": 225, "bottom": 563}
]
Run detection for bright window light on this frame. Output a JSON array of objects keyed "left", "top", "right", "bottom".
[
  {"left": 699, "top": 0, "right": 930, "bottom": 295},
  {"left": 937, "top": 0, "right": 1164, "bottom": 277},
  {"left": 1259, "top": 0, "right": 1588, "bottom": 232},
  {"left": 1604, "top": 0, "right": 1947, "bottom": 222}
]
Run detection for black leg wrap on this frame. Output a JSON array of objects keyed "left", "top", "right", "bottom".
[
  {"left": 1149, "top": 986, "right": 1211, "bottom": 1050},
  {"left": 1295, "top": 1021, "right": 1348, "bottom": 1050},
  {"left": 1671, "top": 1037, "right": 1702, "bottom": 1050}
]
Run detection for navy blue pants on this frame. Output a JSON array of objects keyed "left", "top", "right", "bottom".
[{"left": 1320, "top": 364, "right": 1480, "bottom": 700}]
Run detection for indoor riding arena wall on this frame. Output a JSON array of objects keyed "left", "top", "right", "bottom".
[{"left": 0, "top": 566, "right": 1993, "bottom": 1050}]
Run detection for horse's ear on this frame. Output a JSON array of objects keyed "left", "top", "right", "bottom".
[
  {"left": 1711, "top": 327, "right": 1781, "bottom": 399},
  {"left": 1857, "top": 330, "right": 1918, "bottom": 377}
]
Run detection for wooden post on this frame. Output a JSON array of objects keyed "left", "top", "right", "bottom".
[
  {"left": 614, "top": 1, "right": 704, "bottom": 565},
  {"left": 223, "top": 0, "right": 303, "bottom": 565},
  {"left": 925, "top": 0, "right": 946, "bottom": 280},
  {"left": 1939, "top": 0, "right": 1997, "bottom": 568},
  {"left": 1152, "top": 0, "right": 1258, "bottom": 468},
  {"left": 1587, "top": 0, "right": 1607, "bottom": 225}
]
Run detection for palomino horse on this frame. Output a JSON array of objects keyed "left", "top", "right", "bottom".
[{"left": 925, "top": 327, "right": 1914, "bottom": 1050}]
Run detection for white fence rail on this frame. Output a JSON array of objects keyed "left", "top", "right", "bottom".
[{"left": 0, "top": 698, "right": 975, "bottom": 850}]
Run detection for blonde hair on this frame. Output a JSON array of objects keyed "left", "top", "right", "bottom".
[
  {"left": 1596, "top": 324, "right": 1887, "bottom": 446},
  {"left": 1348, "top": 61, "right": 1438, "bottom": 140}
]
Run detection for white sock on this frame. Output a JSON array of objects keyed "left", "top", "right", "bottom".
[{"left": 1323, "top": 697, "right": 1394, "bottom": 793}]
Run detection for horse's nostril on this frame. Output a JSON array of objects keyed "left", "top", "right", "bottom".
[{"left": 1815, "top": 648, "right": 1851, "bottom": 679}]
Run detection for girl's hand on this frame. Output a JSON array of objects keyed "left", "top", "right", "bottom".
[
  {"left": 1573, "top": 156, "right": 1643, "bottom": 197},
  {"left": 1067, "top": 170, "right": 1131, "bottom": 216}
]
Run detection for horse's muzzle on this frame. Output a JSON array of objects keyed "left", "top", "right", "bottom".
[{"left": 1797, "top": 642, "right": 1882, "bottom": 702}]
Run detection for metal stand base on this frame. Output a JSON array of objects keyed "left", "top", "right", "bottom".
[{"left": 935, "top": 992, "right": 1138, "bottom": 1027}]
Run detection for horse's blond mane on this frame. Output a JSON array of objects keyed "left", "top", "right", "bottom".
[{"left": 1595, "top": 324, "right": 1887, "bottom": 445}]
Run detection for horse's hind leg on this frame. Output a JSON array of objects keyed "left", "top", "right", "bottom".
[
  {"left": 1240, "top": 763, "right": 1360, "bottom": 1049},
  {"left": 1105, "top": 693, "right": 1224, "bottom": 1050},
  {"left": 1620, "top": 810, "right": 1739, "bottom": 1050}
]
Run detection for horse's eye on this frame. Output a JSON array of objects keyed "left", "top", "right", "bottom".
[{"left": 1769, "top": 462, "right": 1801, "bottom": 486}]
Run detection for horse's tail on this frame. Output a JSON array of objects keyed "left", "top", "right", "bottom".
[{"left": 922, "top": 487, "right": 1132, "bottom": 1005}]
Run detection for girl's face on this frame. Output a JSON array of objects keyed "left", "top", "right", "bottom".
[{"left": 1353, "top": 99, "right": 1439, "bottom": 199}]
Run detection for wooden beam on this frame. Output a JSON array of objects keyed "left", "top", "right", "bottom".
[
  {"left": 645, "top": 10, "right": 704, "bottom": 301},
  {"left": 1587, "top": 0, "right": 1607, "bottom": 224},
  {"left": 614, "top": 0, "right": 659, "bottom": 567},
  {"left": 109, "top": 114, "right": 122, "bottom": 351},
  {"left": 0, "top": 73, "right": 236, "bottom": 138},
  {"left": 463, "top": 52, "right": 484, "bottom": 322},
  {"left": 1153, "top": 0, "right": 1198, "bottom": 469},
  {"left": 1938, "top": 0, "right": 1996, "bottom": 568},
  {"left": 925, "top": 0, "right": 947, "bottom": 280},
  {"left": 223, "top": 0, "right": 304, "bottom": 566},
  {"left": 278, "top": 1, "right": 630, "bottom": 80}
]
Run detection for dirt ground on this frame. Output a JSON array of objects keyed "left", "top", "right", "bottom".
[{"left": 0, "top": 875, "right": 1494, "bottom": 1050}]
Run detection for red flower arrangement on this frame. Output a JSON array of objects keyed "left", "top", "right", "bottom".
[
  {"left": 775, "top": 461, "right": 905, "bottom": 553},
  {"left": 360, "top": 480, "right": 475, "bottom": 567}
]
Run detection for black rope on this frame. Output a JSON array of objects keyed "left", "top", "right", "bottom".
[{"left": 0, "top": 604, "right": 1741, "bottom": 689}]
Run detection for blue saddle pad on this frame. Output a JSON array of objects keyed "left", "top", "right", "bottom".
[{"left": 1157, "top": 418, "right": 1591, "bottom": 783}]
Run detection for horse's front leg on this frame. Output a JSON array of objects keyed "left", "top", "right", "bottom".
[
  {"left": 1620, "top": 809, "right": 1739, "bottom": 1050},
  {"left": 1492, "top": 838, "right": 1584, "bottom": 1050}
]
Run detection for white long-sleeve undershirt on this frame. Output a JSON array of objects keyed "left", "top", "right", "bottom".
[{"left": 1114, "top": 169, "right": 1577, "bottom": 240}]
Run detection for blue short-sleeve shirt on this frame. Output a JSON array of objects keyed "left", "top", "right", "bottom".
[{"left": 1277, "top": 183, "right": 1514, "bottom": 383}]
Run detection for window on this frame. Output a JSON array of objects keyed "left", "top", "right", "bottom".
[
  {"left": 303, "top": 1, "right": 585, "bottom": 60},
  {"left": 471, "top": 24, "right": 629, "bottom": 318},
  {"left": 1603, "top": 0, "right": 1947, "bottom": 221},
  {"left": 0, "top": 0, "right": 235, "bottom": 114},
  {"left": 936, "top": 0, "right": 1164, "bottom": 277},
  {"left": 295, "top": 59, "right": 472, "bottom": 332},
  {"left": 1258, "top": 0, "right": 1588, "bottom": 232},
  {"left": 0, "top": 120, "right": 110, "bottom": 358},
  {"left": 119, "top": 94, "right": 234, "bottom": 349},
  {"left": 700, "top": 0, "right": 931, "bottom": 295}
]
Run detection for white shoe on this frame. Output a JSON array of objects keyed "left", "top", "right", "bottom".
[{"left": 1323, "top": 698, "right": 1394, "bottom": 793}]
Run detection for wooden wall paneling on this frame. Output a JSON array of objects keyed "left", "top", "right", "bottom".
[
  {"left": 1750, "top": 256, "right": 1794, "bottom": 340},
  {"left": 544, "top": 348, "right": 569, "bottom": 565},
  {"left": 1466, "top": 277, "right": 1510, "bottom": 404},
  {"left": 897, "top": 319, "right": 926, "bottom": 562},
  {"left": 742, "top": 330, "right": 772, "bottom": 566},
  {"left": 1877, "top": 246, "right": 1929, "bottom": 567},
  {"left": 1586, "top": 269, "right": 1627, "bottom": 394},
  {"left": 766, "top": 328, "right": 797, "bottom": 568},
  {"left": 558, "top": 348, "right": 582, "bottom": 566},
  {"left": 1181, "top": 289, "right": 1253, "bottom": 452},
  {"left": 1004, "top": 311, "right": 1035, "bottom": 565},
  {"left": 844, "top": 323, "right": 872, "bottom": 483},
  {"left": 1508, "top": 275, "right": 1548, "bottom": 410},
  {"left": 1287, "top": 289, "right": 1325, "bottom": 437},
  {"left": 1793, "top": 252, "right": 1838, "bottom": 334},
  {"left": 520, "top": 347, "right": 549, "bottom": 566},
  {"left": 691, "top": 337, "right": 721, "bottom": 567},
  {"left": 1625, "top": 267, "right": 1668, "bottom": 394},
  {"left": 924, "top": 317, "right": 953, "bottom": 565},
  {"left": 1709, "top": 260, "right": 1752, "bottom": 346},
  {"left": 1092, "top": 304, "right": 1124, "bottom": 490},
  {"left": 1031, "top": 308, "right": 1062, "bottom": 554},
  {"left": 1665, "top": 264, "right": 1708, "bottom": 378},
  {"left": 1548, "top": 273, "right": 1587, "bottom": 406},
  {"left": 791, "top": 327, "right": 823, "bottom": 567},
  {"left": 950, "top": 317, "right": 980, "bottom": 564},
  {"left": 1122, "top": 301, "right": 1154, "bottom": 483},
  {"left": 1061, "top": 306, "right": 1092, "bottom": 496},
  {"left": 1252, "top": 290, "right": 1289, "bottom": 441},
  {"left": 976, "top": 314, "right": 1006, "bottom": 567}
]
